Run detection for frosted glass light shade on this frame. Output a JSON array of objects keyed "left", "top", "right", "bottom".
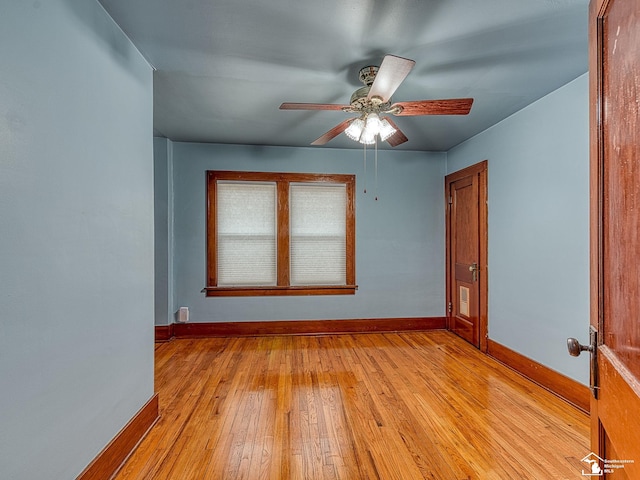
[
  {"left": 365, "top": 113, "right": 382, "bottom": 135},
  {"left": 378, "top": 118, "right": 397, "bottom": 141},
  {"left": 360, "top": 113, "right": 380, "bottom": 144},
  {"left": 345, "top": 117, "right": 365, "bottom": 141},
  {"left": 359, "top": 128, "right": 377, "bottom": 144}
]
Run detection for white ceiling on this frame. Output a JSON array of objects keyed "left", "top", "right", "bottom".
[{"left": 98, "top": 0, "right": 589, "bottom": 151}]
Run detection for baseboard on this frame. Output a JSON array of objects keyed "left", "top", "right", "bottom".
[
  {"left": 158, "top": 317, "right": 446, "bottom": 339},
  {"left": 487, "top": 339, "right": 590, "bottom": 414},
  {"left": 154, "top": 324, "right": 174, "bottom": 342},
  {"left": 77, "top": 394, "right": 159, "bottom": 480}
]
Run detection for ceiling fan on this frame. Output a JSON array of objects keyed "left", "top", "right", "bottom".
[{"left": 280, "top": 54, "right": 474, "bottom": 147}]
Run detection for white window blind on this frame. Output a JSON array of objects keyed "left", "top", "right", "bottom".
[
  {"left": 216, "top": 182, "right": 277, "bottom": 286},
  {"left": 290, "top": 184, "right": 347, "bottom": 285}
]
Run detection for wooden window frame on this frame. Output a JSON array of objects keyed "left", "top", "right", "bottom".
[{"left": 205, "top": 170, "right": 357, "bottom": 297}]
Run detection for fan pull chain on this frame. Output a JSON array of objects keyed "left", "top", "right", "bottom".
[
  {"left": 374, "top": 138, "right": 378, "bottom": 201},
  {"left": 363, "top": 143, "right": 367, "bottom": 194}
]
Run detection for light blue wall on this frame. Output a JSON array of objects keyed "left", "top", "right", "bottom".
[
  {"left": 447, "top": 73, "right": 590, "bottom": 384},
  {"left": 167, "top": 142, "right": 446, "bottom": 322},
  {"left": 154, "top": 137, "right": 175, "bottom": 325},
  {"left": 0, "top": 2, "right": 154, "bottom": 479}
]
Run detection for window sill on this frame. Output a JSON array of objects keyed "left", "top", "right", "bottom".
[{"left": 204, "top": 285, "right": 358, "bottom": 297}]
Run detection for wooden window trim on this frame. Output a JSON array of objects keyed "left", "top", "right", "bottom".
[{"left": 205, "top": 170, "right": 357, "bottom": 297}]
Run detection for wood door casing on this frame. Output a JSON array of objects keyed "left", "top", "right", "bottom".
[
  {"left": 445, "top": 161, "right": 488, "bottom": 351},
  {"left": 450, "top": 176, "right": 479, "bottom": 346},
  {"left": 590, "top": 0, "right": 640, "bottom": 476}
]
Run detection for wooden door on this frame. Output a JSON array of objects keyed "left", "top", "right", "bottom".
[
  {"left": 445, "top": 161, "right": 487, "bottom": 351},
  {"left": 589, "top": 0, "right": 640, "bottom": 476}
]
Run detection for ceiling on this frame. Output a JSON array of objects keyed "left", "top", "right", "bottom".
[{"left": 98, "top": 0, "right": 589, "bottom": 152}]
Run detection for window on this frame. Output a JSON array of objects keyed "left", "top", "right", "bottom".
[{"left": 205, "top": 171, "right": 356, "bottom": 296}]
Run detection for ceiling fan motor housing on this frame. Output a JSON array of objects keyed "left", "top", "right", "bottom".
[
  {"left": 348, "top": 65, "right": 392, "bottom": 112},
  {"left": 349, "top": 86, "right": 371, "bottom": 109},
  {"left": 358, "top": 65, "right": 379, "bottom": 86},
  {"left": 349, "top": 86, "right": 392, "bottom": 112}
]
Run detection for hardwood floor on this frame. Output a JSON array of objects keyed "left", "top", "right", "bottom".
[{"left": 115, "top": 331, "right": 589, "bottom": 479}]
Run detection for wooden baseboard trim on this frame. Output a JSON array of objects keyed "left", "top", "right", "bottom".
[
  {"left": 155, "top": 324, "right": 174, "bottom": 342},
  {"left": 167, "top": 317, "right": 446, "bottom": 338},
  {"left": 77, "top": 394, "right": 159, "bottom": 480},
  {"left": 487, "top": 339, "right": 590, "bottom": 414}
]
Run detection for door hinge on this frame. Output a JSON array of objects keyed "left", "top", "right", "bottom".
[
  {"left": 589, "top": 326, "right": 599, "bottom": 399},
  {"left": 448, "top": 196, "right": 453, "bottom": 205},
  {"left": 448, "top": 302, "right": 452, "bottom": 313}
]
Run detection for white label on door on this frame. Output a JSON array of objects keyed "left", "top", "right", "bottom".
[{"left": 460, "top": 286, "right": 469, "bottom": 317}]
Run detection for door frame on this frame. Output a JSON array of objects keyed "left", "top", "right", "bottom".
[
  {"left": 445, "top": 160, "right": 489, "bottom": 352},
  {"left": 589, "top": 0, "right": 604, "bottom": 456},
  {"left": 589, "top": 0, "right": 640, "bottom": 469}
]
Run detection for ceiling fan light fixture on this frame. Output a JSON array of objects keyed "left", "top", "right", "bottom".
[
  {"left": 344, "top": 113, "right": 396, "bottom": 144},
  {"left": 357, "top": 113, "right": 382, "bottom": 144},
  {"left": 378, "top": 117, "right": 397, "bottom": 142},
  {"left": 364, "top": 113, "right": 382, "bottom": 135},
  {"left": 359, "top": 128, "right": 377, "bottom": 145},
  {"left": 345, "top": 117, "right": 365, "bottom": 142}
]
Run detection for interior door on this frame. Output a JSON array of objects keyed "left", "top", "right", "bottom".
[
  {"left": 588, "top": 0, "right": 640, "bottom": 476},
  {"left": 446, "top": 161, "right": 487, "bottom": 350}
]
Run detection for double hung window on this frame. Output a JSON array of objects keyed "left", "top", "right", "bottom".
[{"left": 205, "top": 171, "right": 356, "bottom": 296}]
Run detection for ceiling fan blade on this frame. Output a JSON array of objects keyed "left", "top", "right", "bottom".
[
  {"left": 382, "top": 117, "right": 408, "bottom": 147},
  {"left": 311, "top": 119, "right": 353, "bottom": 145},
  {"left": 391, "top": 98, "right": 474, "bottom": 116},
  {"left": 367, "top": 55, "right": 416, "bottom": 103},
  {"left": 280, "top": 102, "right": 349, "bottom": 111}
]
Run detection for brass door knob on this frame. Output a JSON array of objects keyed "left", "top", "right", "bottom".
[
  {"left": 468, "top": 263, "right": 478, "bottom": 282},
  {"left": 567, "top": 337, "right": 594, "bottom": 357}
]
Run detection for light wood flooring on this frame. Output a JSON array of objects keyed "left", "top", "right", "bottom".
[{"left": 115, "top": 330, "right": 589, "bottom": 479}]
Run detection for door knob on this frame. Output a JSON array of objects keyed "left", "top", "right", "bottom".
[
  {"left": 468, "top": 263, "right": 479, "bottom": 282},
  {"left": 567, "top": 326, "right": 598, "bottom": 399},
  {"left": 567, "top": 337, "right": 594, "bottom": 356}
]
